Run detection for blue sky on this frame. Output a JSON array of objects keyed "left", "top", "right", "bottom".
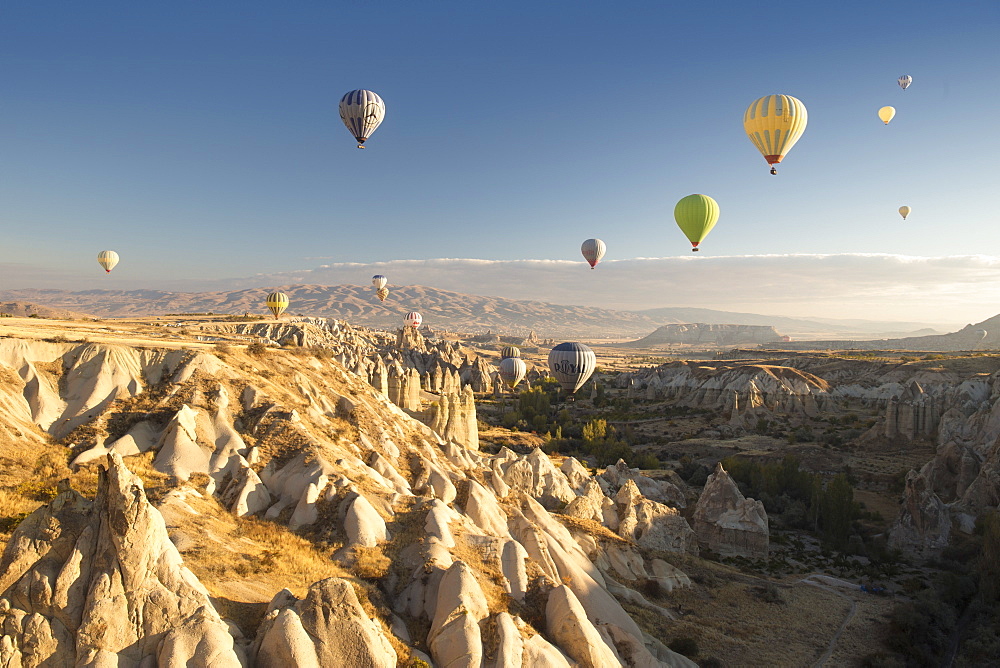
[{"left": 2, "top": 1, "right": 999, "bottom": 322}]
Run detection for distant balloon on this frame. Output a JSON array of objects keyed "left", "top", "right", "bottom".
[
  {"left": 97, "top": 250, "right": 119, "bottom": 273},
  {"left": 976, "top": 329, "right": 988, "bottom": 341},
  {"left": 878, "top": 106, "right": 896, "bottom": 125},
  {"left": 674, "top": 194, "right": 720, "bottom": 252},
  {"left": 898, "top": 75, "right": 912, "bottom": 90},
  {"left": 547, "top": 342, "right": 596, "bottom": 395},
  {"left": 372, "top": 275, "right": 388, "bottom": 290},
  {"left": 404, "top": 312, "right": 422, "bottom": 329},
  {"left": 898, "top": 206, "right": 911, "bottom": 220},
  {"left": 266, "top": 292, "right": 289, "bottom": 320},
  {"left": 339, "top": 89, "right": 385, "bottom": 149},
  {"left": 499, "top": 357, "right": 527, "bottom": 390},
  {"left": 376, "top": 287, "right": 389, "bottom": 302},
  {"left": 500, "top": 346, "right": 521, "bottom": 359},
  {"left": 743, "top": 94, "right": 808, "bottom": 174},
  {"left": 581, "top": 239, "right": 606, "bottom": 269}
]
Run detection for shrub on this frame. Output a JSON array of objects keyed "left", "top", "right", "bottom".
[
  {"left": 667, "top": 636, "right": 699, "bottom": 659},
  {"left": 246, "top": 341, "right": 268, "bottom": 356}
]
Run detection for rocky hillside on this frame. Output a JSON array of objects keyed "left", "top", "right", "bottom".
[
  {"left": 621, "top": 323, "right": 783, "bottom": 347},
  {"left": 0, "top": 300, "right": 90, "bottom": 319},
  {"left": 764, "top": 313, "right": 1000, "bottom": 352},
  {"left": 0, "top": 321, "right": 731, "bottom": 667}
]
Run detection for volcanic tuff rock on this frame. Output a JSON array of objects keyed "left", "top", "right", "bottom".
[
  {"left": 692, "top": 463, "right": 769, "bottom": 559},
  {"left": 0, "top": 453, "right": 242, "bottom": 667},
  {"left": 0, "top": 329, "right": 700, "bottom": 667}
]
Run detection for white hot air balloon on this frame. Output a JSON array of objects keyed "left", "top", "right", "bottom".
[
  {"left": 372, "top": 275, "right": 388, "bottom": 290},
  {"left": 499, "top": 357, "right": 527, "bottom": 390},
  {"left": 339, "top": 89, "right": 385, "bottom": 148},
  {"left": 404, "top": 312, "right": 422, "bottom": 329},
  {"left": 581, "top": 238, "right": 606, "bottom": 269},
  {"left": 898, "top": 75, "right": 912, "bottom": 90},
  {"left": 97, "top": 250, "right": 119, "bottom": 273}
]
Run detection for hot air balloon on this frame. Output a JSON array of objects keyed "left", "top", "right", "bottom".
[
  {"left": 376, "top": 288, "right": 389, "bottom": 302},
  {"left": 581, "top": 239, "right": 606, "bottom": 269},
  {"left": 898, "top": 75, "right": 912, "bottom": 90},
  {"left": 372, "top": 275, "right": 388, "bottom": 290},
  {"left": 499, "top": 357, "right": 527, "bottom": 390},
  {"left": 976, "top": 329, "right": 988, "bottom": 341},
  {"left": 266, "top": 292, "right": 289, "bottom": 320},
  {"left": 547, "top": 342, "right": 596, "bottom": 396},
  {"left": 674, "top": 194, "right": 720, "bottom": 252},
  {"left": 404, "top": 312, "right": 422, "bottom": 329},
  {"left": 339, "top": 89, "right": 385, "bottom": 149},
  {"left": 878, "top": 106, "right": 896, "bottom": 124},
  {"left": 743, "top": 95, "right": 808, "bottom": 174},
  {"left": 97, "top": 250, "right": 119, "bottom": 273},
  {"left": 500, "top": 346, "right": 521, "bottom": 360},
  {"left": 899, "top": 206, "right": 911, "bottom": 220}
]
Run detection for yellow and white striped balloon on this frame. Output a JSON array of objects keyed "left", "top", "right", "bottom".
[
  {"left": 743, "top": 95, "right": 808, "bottom": 173},
  {"left": 266, "top": 291, "right": 289, "bottom": 319},
  {"left": 97, "top": 250, "right": 119, "bottom": 273}
]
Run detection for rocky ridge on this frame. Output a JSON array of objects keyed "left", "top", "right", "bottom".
[{"left": 0, "top": 331, "right": 699, "bottom": 667}]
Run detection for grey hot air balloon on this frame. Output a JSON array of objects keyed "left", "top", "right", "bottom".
[
  {"left": 500, "top": 346, "right": 521, "bottom": 360},
  {"left": 581, "top": 238, "right": 606, "bottom": 269},
  {"left": 547, "top": 342, "right": 596, "bottom": 395},
  {"left": 499, "top": 357, "right": 527, "bottom": 390}
]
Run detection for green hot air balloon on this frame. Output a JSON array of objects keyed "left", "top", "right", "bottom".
[{"left": 674, "top": 194, "right": 719, "bottom": 252}]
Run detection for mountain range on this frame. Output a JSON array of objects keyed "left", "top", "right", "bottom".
[{"left": 0, "top": 285, "right": 953, "bottom": 339}]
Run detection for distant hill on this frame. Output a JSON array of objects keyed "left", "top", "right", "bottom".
[
  {"left": 764, "top": 314, "right": 1000, "bottom": 352},
  {"left": 619, "top": 323, "right": 782, "bottom": 347},
  {"left": 0, "top": 301, "right": 90, "bottom": 320},
  {"left": 0, "top": 286, "right": 660, "bottom": 338},
  {"left": 635, "top": 307, "right": 949, "bottom": 337}
]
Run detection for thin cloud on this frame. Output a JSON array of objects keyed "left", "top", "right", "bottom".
[{"left": 210, "top": 253, "right": 1000, "bottom": 324}]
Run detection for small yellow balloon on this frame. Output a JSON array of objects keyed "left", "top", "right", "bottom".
[
  {"left": 878, "top": 106, "right": 896, "bottom": 125},
  {"left": 899, "top": 206, "right": 911, "bottom": 220}
]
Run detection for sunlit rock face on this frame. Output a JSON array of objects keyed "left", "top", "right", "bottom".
[{"left": 692, "top": 463, "right": 769, "bottom": 559}]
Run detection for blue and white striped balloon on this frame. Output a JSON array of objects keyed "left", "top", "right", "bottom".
[
  {"left": 547, "top": 342, "right": 596, "bottom": 395},
  {"left": 897, "top": 75, "right": 912, "bottom": 90},
  {"left": 339, "top": 89, "right": 385, "bottom": 148}
]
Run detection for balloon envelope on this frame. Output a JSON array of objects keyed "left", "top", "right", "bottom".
[
  {"left": 976, "top": 329, "right": 988, "bottom": 340},
  {"left": 404, "top": 312, "right": 422, "bottom": 328},
  {"left": 266, "top": 292, "right": 289, "bottom": 319},
  {"left": 581, "top": 239, "right": 606, "bottom": 269},
  {"left": 674, "top": 194, "right": 720, "bottom": 251},
  {"left": 878, "top": 106, "right": 896, "bottom": 124},
  {"left": 372, "top": 275, "right": 388, "bottom": 290},
  {"left": 743, "top": 95, "right": 808, "bottom": 169},
  {"left": 97, "top": 250, "right": 119, "bottom": 273},
  {"left": 898, "top": 206, "right": 911, "bottom": 220},
  {"left": 500, "top": 346, "right": 521, "bottom": 359},
  {"left": 547, "top": 342, "right": 596, "bottom": 395},
  {"left": 499, "top": 357, "right": 527, "bottom": 389},
  {"left": 898, "top": 75, "right": 912, "bottom": 90},
  {"left": 339, "top": 89, "right": 385, "bottom": 148},
  {"left": 376, "top": 287, "right": 389, "bottom": 302}
]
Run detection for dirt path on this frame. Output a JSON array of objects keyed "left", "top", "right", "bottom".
[{"left": 799, "top": 575, "right": 859, "bottom": 667}]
